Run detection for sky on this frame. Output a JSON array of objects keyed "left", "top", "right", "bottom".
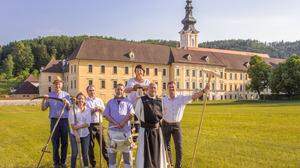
[{"left": 1, "top": 0, "right": 300, "bottom": 45}]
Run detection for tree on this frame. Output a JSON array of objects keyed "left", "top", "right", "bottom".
[
  {"left": 270, "top": 55, "right": 300, "bottom": 96},
  {"left": 32, "top": 43, "right": 50, "bottom": 70},
  {"left": 247, "top": 55, "right": 272, "bottom": 99},
  {"left": 10, "top": 42, "right": 34, "bottom": 74},
  {"left": 2, "top": 54, "right": 14, "bottom": 79}
]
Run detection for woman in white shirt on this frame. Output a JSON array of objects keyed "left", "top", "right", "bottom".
[
  {"left": 69, "top": 93, "right": 91, "bottom": 168},
  {"left": 125, "top": 65, "right": 150, "bottom": 135}
]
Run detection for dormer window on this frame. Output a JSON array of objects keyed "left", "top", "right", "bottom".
[
  {"left": 128, "top": 51, "right": 135, "bottom": 60},
  {"left": 202, "top": 56, "right": 209, "bottom": 62},
  {"left": 184, "top": 54, "right": 192, "bottom": 61},
  {"left": 244, "top": 62, "right": 250, "bottom": 68}
]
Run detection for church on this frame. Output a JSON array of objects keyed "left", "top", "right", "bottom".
[{"left": 39, "top": 0, "right": 284, "bottom": 101}]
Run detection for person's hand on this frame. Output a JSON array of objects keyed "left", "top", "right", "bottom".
[
  {"left": 62, "top": 98, "right": 70, "bottom": 106},
  {"left": 73, "top": 125, "right": 81, "bottom": 130},
  {"left": 43, "top": 95, "right": 49, "bottom": 101},
  {"left": 203, "top": 84, "right": 210, "bottom": 93}
]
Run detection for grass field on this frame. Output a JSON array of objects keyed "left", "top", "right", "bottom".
[{"left": 0, "top": 100, "right": 299, "bottom": 168}]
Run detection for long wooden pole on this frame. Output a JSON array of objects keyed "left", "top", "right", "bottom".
[
  {"left": 190, "top": 74, "right": 212, "bottom": 168},
  {"left": 36, "top": 103, "right": 66, "bottom": 168},
  {"left": 99, "top": 108, "right": 103, "bottom": 168}
]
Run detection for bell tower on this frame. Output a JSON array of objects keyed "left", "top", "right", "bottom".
[{"left": 179, "top": 0, "right": 199, "bottom": 48}]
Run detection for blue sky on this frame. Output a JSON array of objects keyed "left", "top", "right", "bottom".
[{"left": 1, "top": 0, "right": 300, "bottom": 45}]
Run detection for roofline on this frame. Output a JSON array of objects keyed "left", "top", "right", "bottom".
[{"left": 186, "top": 47, "right": 270, "bottom": 58}]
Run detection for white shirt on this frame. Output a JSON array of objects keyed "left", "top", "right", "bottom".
[
  {"left": 162, "top": 95, "right": 192, "bottom": 122},
  {"left": 126, "top": 77, "right": 150, "bottom": 106},
  {"left": 69, "top": 106, "right": 91, "bottom": 137},
  {"left": 86, "top": 97, "right": 105, "bottom": 123}
]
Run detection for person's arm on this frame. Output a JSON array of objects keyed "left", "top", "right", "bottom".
[
  {"left": 119, "top": 103, "right": 134, "bottom": 128},
  {"left": 103, "top": 102, "right": 121, "bottom": 127},
  {"left": 134, "top": 98, "right": 143, "bottom": 121},
  {"left": 191, "top": 84, "right": 210, "bottom": 100},
  {"left": 63, "top": 95, "right": 71, "bottom": 111},
  {"left": 41, "top": 95, "right": 49, "bottom": 111}
]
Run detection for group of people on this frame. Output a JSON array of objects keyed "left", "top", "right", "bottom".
[{"left": 41, "top": 64, "right": 209, "bottom": 168}]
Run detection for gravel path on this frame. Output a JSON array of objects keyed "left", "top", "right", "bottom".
[{"left": 0, "top": 99, "right": 41, "bottom": 106}]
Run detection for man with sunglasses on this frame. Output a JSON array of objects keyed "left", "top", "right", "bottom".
[{"left": 86, "top": 85, "right": 109, "bottom": 167}]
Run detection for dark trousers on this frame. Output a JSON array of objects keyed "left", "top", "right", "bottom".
[
  {"left": 162, "top": 122, "right": 182, "bottom": 168},
  {"left": 88, "top": 123, "right": 109, "bottom": 167},
  {"left": 50, "top": 118, "right": 69, "bottom": 166},
  {"left": 70, "top": 134, "right": 90, "bottom": 168}
]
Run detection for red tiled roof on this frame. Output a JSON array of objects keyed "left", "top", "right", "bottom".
[
  {"left": 14, "top": 81, "right": 39, "bottom": 94},
  {"left": 25, "top": 74, "right": 38, "bottom": 82},
  {"left": 69, "top": 38, "right": 171, "bottom": 65}
]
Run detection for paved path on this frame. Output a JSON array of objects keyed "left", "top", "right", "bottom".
[{"left": 0, "top": 99, "right": 41, "bottom": 106}]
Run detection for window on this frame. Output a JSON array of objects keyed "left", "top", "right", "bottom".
[
  {"left": 113, "top": 66, "right": 118, "bottom": 74},
  {"left": 186, "top": 82, "right": 190, "bottom": 89},
  {"left": 230, "top": 73, "right": 233, "bottom": 80},
  {"left": 74, "top": 80, "right": 76, "bottom": 89},
  {"left": 224, "top": 84, "right": 227, "bottom": 91},
  {"left": 230, "top": 84, "right": 232, "bottom": 91},
  {"left": 245, "top": 74, "right": 248, "bottom": 80},
  {"left": 88, "top": 65, "right": 93, "bottom": 73},
  {"left": 220, "top": 83, "right": 223, "bottom": 90},
  {"left": 48, "top": 76, "right": 51, "bottom": 82},
  {"left": 176, "top": 69, "right": 180, "bottom": 76},
  {"left": 235, "top": 84, "right": 238, "bottom": 91},
  {"left": 220, "top": 72, "right": 223, "bottom": 79},
  {"left": 240, "top": 73, "right": 243, "bottom": 80},
  {"left": 101, "top": 65, "right": 105, "bottom": 73},
  {"left": 199, "top": 71, "right": 202, "bottom": 77},
  {"left": 225, "top": 73, "right": 227, "bottom": 79},
  {"left": 240, "top": 85, "right": 243, "bottom": 91},
  {"left": 192, "top": 70, "right": 196, "bottom": 77},
  {"left": 146, "top": 68, "right": 150, "bottom": 76},
  {"left": 70, "top": 65, "right": 73, "bottom": 73},
  {"left": 101, "top": 80, "right": 106, "bottom": 89},
  {"left": 176, "top": 82, "right": 180, "bottom": 89},
  {"left": 235, "top": 73, "right": 237, "bottom": 80},
  {"left": 163, "top": 69, "right": 167, "bottom": 76},
  {"left": 186, "top": 70, "right": 190, "bottom": 76},
  {"left": 192, "top": 82, "right": 196, "bottom": 89},
  {"left": 199, "top": 83, "right": 203, "bottom": 89},
  {"left": 88, "top": 80, "right": 93, "bottom": 85},
  {"left": 163, "top": 82, "right": 166, "bottom": 90},
  {"left": 155, "top": 68, "right": 158, "bottom": 76},
  {"left": 113, "top": 81, "right": 117, "bottom": 88},
  {"left": 48, "top": 87, "right": 51, "bottom": 93},
  {"left": 212, "top": 83, "right": 215, "bottom": 91},
  {"left": 74, "top": 65, "right": 76, "bottom": 73},
  {"left": 70, "top": 80, "right": 73, "bottom": 89},
  {"left": 221, "top": 95, "right": 223, "bottom": 100},
  {"left": 125, "top": 67, "right": 129, "bottom": 75}
]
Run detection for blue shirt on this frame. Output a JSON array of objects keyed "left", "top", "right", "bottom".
[
  {"left": 103, "top": 98, "right": 134, "bottom": 133},
  {"left": 45, "top": 91, "right": 71, "bottom": 119}
]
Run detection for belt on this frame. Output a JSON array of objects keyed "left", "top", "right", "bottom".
[
  {"left": 162, "top": 120, "right": 180, "bottom": 126},
  {"left": 141, "top": 121, "right": 160, "bottom": 129}
]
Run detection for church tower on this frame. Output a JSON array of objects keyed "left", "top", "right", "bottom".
[{"left": 179, "top": 0, "right": 199, "bottom": 48}]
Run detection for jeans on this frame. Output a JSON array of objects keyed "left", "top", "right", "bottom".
[
  {"left": 70, "top": 134, "right": 90, "bottom": 168},
  {"left": 50, "top": 118, "right": 69, "bottom": 166},
  {"left": 162, "top": 122, "right": 183, "bottom": 168},
  {"left": 88, "top": 123, "right": 109, "bottom": 167}
]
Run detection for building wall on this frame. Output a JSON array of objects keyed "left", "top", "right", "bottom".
[
  {"left": 40, "top": 59, "right": 261, "bottom": 102},
  {"left": 67, "top": 59, "right": 169, "bottom": 101},
  {"left": 39, "top": 72, "right": 63, "bottom": 96}
]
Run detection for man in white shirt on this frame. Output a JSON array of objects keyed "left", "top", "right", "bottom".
[
  {"left": 86, "top": 85, "right": 109, "bottom": 167},
  {"left": 162, "top": 81, "right": 209, "bottom": 168}
]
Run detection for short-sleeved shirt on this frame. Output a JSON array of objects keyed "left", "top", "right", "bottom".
[
  {"left": 125, "top": 77, "right": 150, "bottom": 106},
  {"left": 103, "top": 98, "right": 135, "bottom": 133},
  {"left": 69, "top": 106, "right": 91, "bottom": 137},
  {"left": 86, "top": 97, "right": 105, "bottom": 123},
  {"left": 162, "top": 95, "right": 192, "bottom": 122},
  {"left": 45, "top": 91, "right": 71, "bottom": 119}
]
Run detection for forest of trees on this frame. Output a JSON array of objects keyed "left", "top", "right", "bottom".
[{"left": 0, "top": 36, "right": 299, "bottom": 80}]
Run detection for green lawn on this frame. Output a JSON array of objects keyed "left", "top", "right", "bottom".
[{"left": 0, "top": 100, "right": 299, "bottom": 168}]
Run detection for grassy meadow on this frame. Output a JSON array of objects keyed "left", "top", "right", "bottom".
[{"left": 0, "top": 100, "right": 299, "bottom": 168}]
